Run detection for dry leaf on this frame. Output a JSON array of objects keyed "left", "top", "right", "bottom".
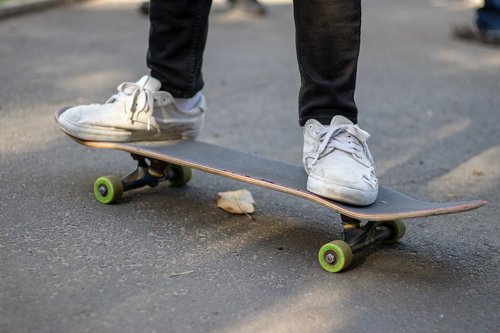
[{"left": 217, "top": 189, "right": 255, "bottom": 215}]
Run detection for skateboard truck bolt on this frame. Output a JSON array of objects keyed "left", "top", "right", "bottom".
[
  {"left": 325, "top": 251, "right": 337, "bottom": 265},
  {"left": 98, "top": 185, "right": 108, "bottom": 197}
]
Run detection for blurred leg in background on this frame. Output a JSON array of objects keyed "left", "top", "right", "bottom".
[{"left": 452, "top": 0, "right": 500, "bottom": 45}]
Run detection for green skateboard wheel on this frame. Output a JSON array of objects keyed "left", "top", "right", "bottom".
[
  {"left": 318, "top": 240, "right": 353, "bottom": 273},
  {"left": 168, "top": 164, "right": 192, "bottom": 187},
  {"left": 94, "top": 175, "right": 124, "bottom": 204},
  {"left": 382, "top": 219, "right": 406, "bottom": 244}
]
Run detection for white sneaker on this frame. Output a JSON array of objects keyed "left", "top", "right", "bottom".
[
  {"left": 303, "top": 116, "right": 379, "bottom": 206},
  {"left": 57, "top": 75, "right": 206, "bottom": 142}
]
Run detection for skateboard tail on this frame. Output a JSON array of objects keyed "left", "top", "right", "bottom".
[{"left": 334, "top": 199, "right": 488, "bottom": 221}]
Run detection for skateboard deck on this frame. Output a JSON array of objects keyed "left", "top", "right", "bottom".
[
  {"left": 71, "top": 138, "right": 486, "bottom": 220},
  {"left": 55, "top": 109, "right": 487, "bottom": 272}
]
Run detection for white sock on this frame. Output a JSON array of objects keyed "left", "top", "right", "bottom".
[{"left": 174, "top": 92, "right": 202, "bottom": 113}]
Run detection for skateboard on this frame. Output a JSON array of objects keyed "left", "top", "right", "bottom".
[{"left": 55, "top": 111, "right": 487, "bottom": 272}]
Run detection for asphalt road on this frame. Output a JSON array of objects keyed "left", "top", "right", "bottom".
[{"left": 1, "top": 0, "right": 499, "bottom": 332}]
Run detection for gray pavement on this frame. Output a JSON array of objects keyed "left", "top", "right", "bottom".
[
  {"left": 1, "top": 0, "right": 499, "bottom": 332},
  {"left": 0, "top": 0, "right": 80, "bottom": 19}
]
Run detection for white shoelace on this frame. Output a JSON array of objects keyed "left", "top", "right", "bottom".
[
  {"left": 107, "top": 81, "right": 155, "bottom": 130},
  {"left": 312, "top": 124, "right": 374, "bottom": 168}
]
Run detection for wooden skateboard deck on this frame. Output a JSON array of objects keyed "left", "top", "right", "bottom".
[{"left": 69, "top": 138, "right": 486, "bottom": 221}]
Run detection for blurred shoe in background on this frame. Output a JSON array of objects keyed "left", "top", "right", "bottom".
[{"left": 452, "top": 0, "right": 500, "bottom": 46}]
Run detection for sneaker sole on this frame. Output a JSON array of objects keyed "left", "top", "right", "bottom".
[
  {"left": 56, "top": 108, "right": 201, "bottom": 142},
  {"left": 307, "top": 176, "right": 377, "bottom": 206}
]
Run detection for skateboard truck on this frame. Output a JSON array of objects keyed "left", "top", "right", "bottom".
[
  {"left": 341, "top": 214, "right": 398, "bottom": 252},
  {"left": 92, "top": 154, "right": 192, "bottom": 204},
  {"left": 316, "top": 214, "right": 407, "bottom": 273}
]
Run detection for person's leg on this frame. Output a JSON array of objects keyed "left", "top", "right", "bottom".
[
  {"left": 148, "top": 0, "right": 212, "bottom": 98},
  {"left": 294, "top": 0, "right": 378, "bottom": 206},
  {"left": 452, "top": 0, "right": 500, "bottom": 45},
  {"left": 56, "top": 0, "right": 211, "bottom": 142},
  {"left": 477, "top": 0, "right": 500, "bottom": 32},
  {"left": 293, "top": 0, "right": 361, "bottom": 126}
]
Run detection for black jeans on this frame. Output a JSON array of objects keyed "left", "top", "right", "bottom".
[{"left": 147, "top": 0, "right": 361, "bottom": 125}]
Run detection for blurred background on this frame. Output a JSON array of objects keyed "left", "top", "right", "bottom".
[{"left": 1, "top": 1, "right": 499, "bottom": 333}]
